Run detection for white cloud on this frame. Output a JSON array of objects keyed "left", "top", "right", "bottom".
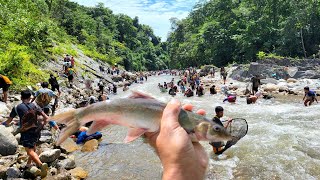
[{"left": 70, "top": 0, "right": 199, "bottom": 41}]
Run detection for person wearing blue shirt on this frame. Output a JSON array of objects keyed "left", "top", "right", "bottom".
[{"left": 303, "top": 86, "right": 318, "bottom": 106}]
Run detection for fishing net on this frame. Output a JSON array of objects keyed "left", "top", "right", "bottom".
[
  {"left": 287, "top": 67, "right": 298, "bottom": 77},
  {"left": 216, "top": 118, "right": 248, "bottom": 154},
  {"left": 226, "top": 118, "right": 248, "bottom": 139}
]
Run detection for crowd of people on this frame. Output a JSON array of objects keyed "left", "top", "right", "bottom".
[{"left": 0, "top": 60, "right": 318, "bottom": 179}]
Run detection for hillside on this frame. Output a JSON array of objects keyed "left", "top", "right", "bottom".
[{"left": 0, "top": 0, "right": 168, "bottom": 88}]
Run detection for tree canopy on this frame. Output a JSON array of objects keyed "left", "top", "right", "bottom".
[{"left": 167, "top": 0, "right": 320, "bottom": 68}]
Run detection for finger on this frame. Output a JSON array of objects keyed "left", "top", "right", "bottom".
[
  {"left": 160, "top": 99, "right": 181, "bottom": 131},
  {"left": 182, "top": 104, "right": 193, "bottom": 111},
  {"left": 193, "top": 142, "right": 209, "bottom": 168},
  {"left": 196, "top": 109, "right": 206, "bottom": 116}
]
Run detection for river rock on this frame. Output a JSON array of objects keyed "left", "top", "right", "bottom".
[
  {"left": 0, "top": 103, "right": 9, "bottom": 120},
  {"left": 39, "top": 130, "right": 53, "bottom": 144},
  {"left": 0, "top": 155, "right": 18, "bottom": 167},
  {"left": 287, "top": 78, "right": 298, "bottom": 83},
  {"left": 81, "top": 139, "right": 99, "bottom": 152},
  {"left": 0, "top": 126, "right": 18, "bottom": 156},
  {"left": 60, "top": 138, "right": 79, "bottom": 153},
  {"left": 52, "top": 171, "right": 72, "bottom": 180},
  {"left": 111, "top": 75, "right": 123, "bottom": 82},
  {"left": 7, "top": 167, "right": 21, "bottom": 178},
  {"left": 0, "top": 165, "right": 8, "bottom": 179},
  {"left": 56, "top": 159, "right": 76, "bottom": 170},
  {"left": 39, "top": 149, "right": 61, "bottom": 163},
  {"left": 24, "top": 166, "right": 41, "bottom": 179},
  {"left": 263, "top": 83, "right": 278, "bottom": 92},
  {"left": 49, "top": 167, "right": 58, "bottom": 176},
  {"left": 69, "top": 167, "right": 88, "bottom": 179},
  {"left": 260, "top": 78, "right": 278, "bottom": 85}
]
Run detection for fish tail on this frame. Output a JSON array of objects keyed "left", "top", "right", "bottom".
[
  {"left": 51, "top": 109, "right": 81, "bottom": 146},
  {"left": 51, "top": 109, "right": 78, "bottom": 125}
]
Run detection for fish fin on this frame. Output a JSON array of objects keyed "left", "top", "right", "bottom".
[
  {"left": 129, "top": 91, "right": 155, "bottom": 99},
  {"left": 87, "top": 120, "right": 110, "bottom": 135},
  {"left": 124, "top": 128, "right": 148, "bottom": 143},
  {"left": 51, "top": 109, "right": 77, "bottom": 124},
  {"left": 56, "top": 120, "right": 81, "bottom": 146}
]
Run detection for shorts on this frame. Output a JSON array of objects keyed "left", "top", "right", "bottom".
[
  {"left": 51, "top": 85, "right": 60, "bottom": 92},
  {"left": 49, "top": 121, "right": 57, "bottom": 128},
  {"left": 252, "top": 86, "right": 258, "bottom": 92},
  {"left": 20, "top": 129, "right": 40, "bottom": 148},
  {"left": 43, "top": 107, "right": 51, "bottom": 115},
  {"left": 0, "top": 83, "right": 10, "bottom": 92},
  {"left": 306, "top": 96, "right": 315, "bottom": 101},
  {"left": 68, "top": 75, "right": 74, "bottom": 81}
]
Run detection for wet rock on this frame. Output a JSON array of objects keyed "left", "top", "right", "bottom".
[
  {"left": 52, "top": 171, "right": 72, "bottom": 180},
  {"left": 287, "top": 78, "right": 298, "bottom": 83},
  {"left": 6, "top": 167, "right": 21, "bottom": 178},
  {"left": 69, "top": 167, "right": 88, "bottom": 179},
  {"left": 0, "top": 165, "right": 8, "bottom": 179},
  {"left": 58, "top": 153, "right": 68, "bottom": 160},
  {"left": 39, "top": 149, "right": 61, "bottom": 163},
  {"left": 0, "top": 126, "right": 18, "bottom": 156},
  {"left": 24, "top": 166, "right": 40, "bottom": 179},
  {"left": 81, "top": 139, "right": 99, "bottom": 152},
  {"left": 260, "top": 78, "right": 278, "bottom": 85},
  {"left": 60, "top": 138, "right": 79, "bottom": 153},
  {"left": 15, "top": 133, "right": 21, "bottom": 143},
  {"left": 0, "top": 102, "right": 10, "bottom": 115},
  {"left": 56, "top": 159, "right": 76, "bottom": 170},
  {"left": 111, "top": 75, "right": 123, "bottom": 82},
  {"left": 49, "top": 167, "right": 58, "bottom": 176},
  {"left": 0, "top": 155, "right": 18, "bottom": 167},
  {"left": 263, "top": 83, "right": 278, "bottom": 92},
  {"left": 39, "top": 130, "right": 53, "bottom": 144}
]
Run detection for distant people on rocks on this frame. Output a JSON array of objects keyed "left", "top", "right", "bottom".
[
  {"left": 210, "top": 67, "right": 215, "bottom": 77},
  {"left": 251, "top": 75, "right": 261, "bottom": 95},
  {"left": 2, "top": 90, "right": 49, "bottom": 177},
  {"left": 123, "top": 84, "right": 129, "bottom": 91},
  {"left": 221, "top": 67, "right": 228, "bottom": 84},
  {"left": 184, "top": 88, "right": 194, "bottom": 97},
  {"left": 67, "top": 67, "right": 76, "bottom": 88},
  {"left": 98, "top": 80, "right": 104, "bottom": 94},
  {"left": 303, "top": 86, "right": 318, "bottom": 106},
  {"left": 63, "top": 54, "right": 72, "bottom": 74},
  {"left": 49, "top": 74, "right": 61, "bottom": 96},
  {"left": 70, "top": 126, "right": 102, "bottom": 144},
  {"left": 210, "top": 85, "right": 217, "bottom": 95},
  {"left": 196, "top": 84, "right": 204, "bottom": 97},
  {"left": 164, "top": 82, "right": 168, "bottom": 89},
  {"left": 0, "top": 74, "right": 12, "bottom": 103},
  {"left": 70, "top": 56, "right": 75, "bottom": 68},
  {"left": 32, "top": 82, "right": 59, "bottom": 117},
  {"left": 113, "top": 84, "right": 117, "bottom": 94}
]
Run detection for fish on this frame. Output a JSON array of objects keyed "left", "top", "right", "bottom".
[{"left": 52, "top": 91, "right": 232, "bottom": 145}]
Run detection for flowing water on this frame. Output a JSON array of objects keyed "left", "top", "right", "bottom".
[{"left": 74, "top": 75, "right": 320, "bottom": 180}]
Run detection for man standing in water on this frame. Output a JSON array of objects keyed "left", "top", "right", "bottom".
[
  {"left": 251, "top": 75, "right": 261, "bottom": 95},
  {"left": 209, "top": 106, "right": 232, "bottom": 154}
]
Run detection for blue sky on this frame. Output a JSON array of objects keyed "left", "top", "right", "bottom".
[{"left": 70, "top": 0, "right": 199, "bottom": 41}]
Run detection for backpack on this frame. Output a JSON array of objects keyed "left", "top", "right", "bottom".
[
  {"left": 19, "top": 103, "right": 43, "bottom": 133},
  {"left": 0, "top": 75, "right": 12, "bottom": 85},
  {"left": 35, "top": 92, "right": 52, "bottom": 108}
]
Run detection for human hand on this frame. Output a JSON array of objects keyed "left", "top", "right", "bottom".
[{"left": 145, "top": 99, "right": 208, "bottom": 180}]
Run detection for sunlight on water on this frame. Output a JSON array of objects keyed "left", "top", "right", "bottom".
[{"left": 75, "top": 75, "right": 320, "bottom": 180}]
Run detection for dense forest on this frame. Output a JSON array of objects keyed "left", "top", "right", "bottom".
[
  {"left": 0, "top": 0, "right": 168, "bottom": 87},
  {"left": 167, "top": 0, "right": 320, "bottom": 68}
]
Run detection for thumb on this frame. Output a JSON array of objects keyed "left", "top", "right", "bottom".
[{"left": 160, "top": 99, "right": 181, "bottom": 131}]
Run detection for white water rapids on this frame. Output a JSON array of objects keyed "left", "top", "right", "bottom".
[{"left": 74, "top": 75, "right": 320, "bottom": 180}]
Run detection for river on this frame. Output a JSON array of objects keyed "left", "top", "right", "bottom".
[{"left": 74, "top": 75, "right": 320, "bottom": 180}]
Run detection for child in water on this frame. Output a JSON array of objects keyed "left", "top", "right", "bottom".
[{"left": 303, "top": 86, "right": 318, "bottom": 106}]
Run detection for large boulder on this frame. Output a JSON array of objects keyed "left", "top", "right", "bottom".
[
  {"left": 56, "top": 159, "right": 76, "bottom": 170},
  {"left": 0, "top": 165, "right": 8, "bottom": 179},
  {"left": 0, "top": 102, "right": 9, "bottom": 117},
  {"left": 6, "top": 167, "right": 21, "bottom": 178},
  {"left": 287, "top": 78, "right": 298, "bottom": 83},
  {"left": 0, "top": 126, "right": 18, "bottom": 156},
  {"left": 39, "top": 149, "right": 61, "bottom": 163},
  {"left": 263, "top": 83, "right": 278, "bottom": 92},
  {"left": 59, "top": 138, "right": 79, "bottom": 153},
  {"left": 69, "top": 167, "right": 88, "bottom": 179},
  {"left": 81, "top": 139, "right": 99, "bottom": 152}
]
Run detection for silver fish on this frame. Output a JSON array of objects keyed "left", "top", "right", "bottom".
[{"left": 52, "top": 92, "right": 231, "bottom": 145}]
